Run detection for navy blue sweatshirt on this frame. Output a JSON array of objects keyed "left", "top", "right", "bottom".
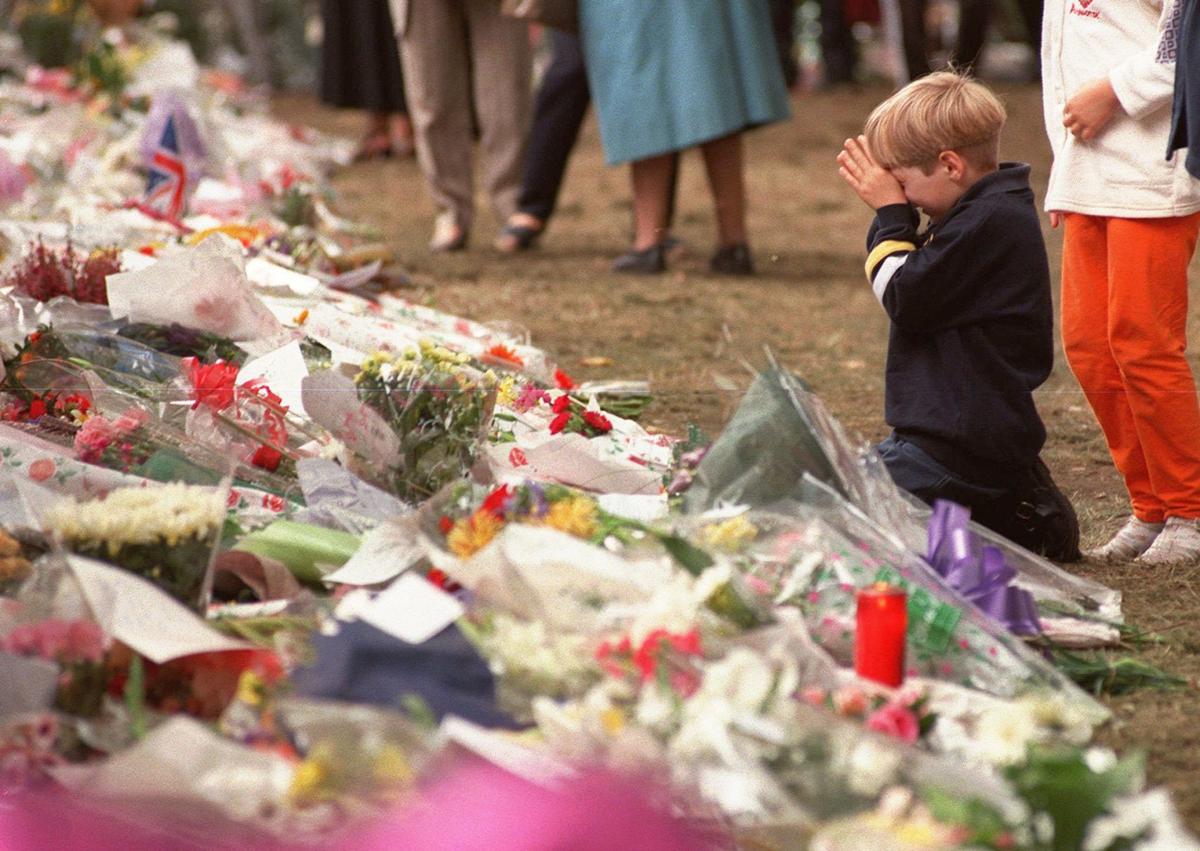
[{"left": 865, "top": 163, "right": 1053, "bottom": 483}]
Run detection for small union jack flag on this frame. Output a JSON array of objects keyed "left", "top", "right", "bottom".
[{"left": 144, "top": 114, "right": 187, "bottom": 220}]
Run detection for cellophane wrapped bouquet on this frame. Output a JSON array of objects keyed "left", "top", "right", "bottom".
[{"left": 353, "top": 342, "right": 497, "bottom": 501}]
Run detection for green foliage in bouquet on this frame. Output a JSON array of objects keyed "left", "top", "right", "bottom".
[
  {"left": 355, "top": 343, "right": 497, "bottom": 502},
  {"left": 925, "top": 744, "right": 1147, "bottom": 851},
  {"left": 117, "top": 322, "right": 247, "bottom": 365},
  {"left": 15, "top": 0, "right": 86, "bottom": 68},
  {"left": 74, "top": 40, "right": 128, "bottom": 101}
]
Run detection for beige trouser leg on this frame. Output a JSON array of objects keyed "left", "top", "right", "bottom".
[
  {"left": 399, "top": 0, "right": 474, "bottom": 231},
  {"left": 464, "top": 0, "right": 532, "bottom": 224}
]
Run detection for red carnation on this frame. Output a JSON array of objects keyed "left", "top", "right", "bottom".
[
  {"left": 554, "top": 368, "right": 576, "bottom": 390},
  {"left": 582, "top": 411, "right": 612, "bottom": 433},
  {"left": 551, "top": 394, "right": 571, "bottom": 414},
  {"left": 183, "top": 357, "right": 239, "bottom": 412},
  {"left": 549, "top": 412, "right": 571, "bottom": 435}
]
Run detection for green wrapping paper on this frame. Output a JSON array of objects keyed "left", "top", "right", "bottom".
[{"left": 234, "top": 520, "right": 361, "bottom": 587}]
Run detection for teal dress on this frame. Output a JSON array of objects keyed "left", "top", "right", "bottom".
[{"left": 579, "top": 0, "right": 791, "bottom": 166}]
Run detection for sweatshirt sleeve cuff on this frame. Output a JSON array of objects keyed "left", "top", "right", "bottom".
[
  {"left": 874, "top": 203, "right": 919, "bottom": 232},
  {"left": 1109, "top": 60, "right": 1173, "bottom": 120}
]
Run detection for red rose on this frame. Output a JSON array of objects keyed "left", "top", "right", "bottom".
[
  {"left": 27, "top": 398, "right": 46, "bottom": 419},
  {"left": 551, "top": 394, "right": 570, "bottom": 414},
  {"left": 582, "top": 411, "right": 612, "bottom": 433},
  {"left": 549, "top": 412, "right": 571, "bottom": 434}
]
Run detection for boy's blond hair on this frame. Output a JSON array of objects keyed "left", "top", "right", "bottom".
[{"left": 864, "top": 72, "right": 1006, "bottom": 173}]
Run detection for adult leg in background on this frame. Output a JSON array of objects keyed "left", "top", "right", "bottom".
[
  {"left": 498, "top": 30, "right": 590, "bottom": 251},
  {"left": 466, "top": 0, "right": 532, "bottom": 231},
  {"left": 399, "top": 0, "right": 474, "bottom": 246},
  {"left": 700, "top": 132, "right": 753, "bottom": 274}
]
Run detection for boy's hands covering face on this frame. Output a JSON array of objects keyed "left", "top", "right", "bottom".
[{"left": 837, "top": 136, "right": 907, "bottom": 210}]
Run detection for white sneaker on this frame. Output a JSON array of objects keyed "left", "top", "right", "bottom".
[
  {"left": 1087, "top": 516, "right": 1164, "bottom": 563},
  {"left": 1136, "top": 517, "right": 1200, "bottom": 567}
]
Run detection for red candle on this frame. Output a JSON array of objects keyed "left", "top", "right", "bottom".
[{"left": 855, "top": 582, "right": 907, "bottom": 687}]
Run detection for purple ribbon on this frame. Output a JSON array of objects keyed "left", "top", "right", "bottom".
[{"left": 925, "top": 501, "right": 1042, "bottom": 636}]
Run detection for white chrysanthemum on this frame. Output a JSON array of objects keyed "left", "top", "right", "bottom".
[
  {"left": 844, "top": 739, "right": 903, "bottom": 797},
  {"left": 481, "top": 614, "right": 594, "bottom": 696},
  {"left": 46, "top": 483, "right": 226, "bottom": 552},
  {"left": 974, "top": 701, "right": 1041, "bottom": 766}
]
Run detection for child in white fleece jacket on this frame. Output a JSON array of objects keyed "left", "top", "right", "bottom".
[{"left": 1044, "top": 0, "right": 1200, "bottom": 565}]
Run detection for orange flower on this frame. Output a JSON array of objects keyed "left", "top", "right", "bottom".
[{"left": 482, "top": 344, "right": 524, "bottom": 368}]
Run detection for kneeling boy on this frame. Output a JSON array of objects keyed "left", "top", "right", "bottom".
[{"left": 836, "top": 72, "right": 1079, "bottom": 561}]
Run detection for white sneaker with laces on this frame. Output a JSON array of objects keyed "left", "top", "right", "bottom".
[
  {"left": 1136, "top": 517, "right": 1200, "bottom": 567},
  {"left": 1087, "top": 516, "right": 1164, "bottom": 563}
]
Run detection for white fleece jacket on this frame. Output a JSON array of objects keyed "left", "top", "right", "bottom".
[{"left": 1042, "top": 0, "right": 1200, "bottom": 216}]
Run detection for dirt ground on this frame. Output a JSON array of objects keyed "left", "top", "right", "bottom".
[{"left": 275, "top": 82, "right": 1200, "bottom": 831}]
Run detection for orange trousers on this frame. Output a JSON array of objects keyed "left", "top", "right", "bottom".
[{"left": 1061, "top": 212, "right": 1200, "bottom": 522}]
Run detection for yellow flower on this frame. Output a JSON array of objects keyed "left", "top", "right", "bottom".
[
  {"left": 496, "top": 375, "right": 518, "bottom": 407},
  {"left": 288, "top": 759, "right": 329, "bottom": 805},
  {"left": 447, "top": 511, "right": 504, "bottom": 558},
  {"left": 372, "top": 744, "right": 414, "bottom": 787},
  {"left": 701, "top": 515, "right": 758, "bottom": 551},
  {"left": 235, "top": 671, "right": 266, "bottom": 707},
  {"left": 541, "top": 497, "right": 599, "bottom": 539},
  {"left": 600, "top": 707, "right": 626, "bottom": 736}
]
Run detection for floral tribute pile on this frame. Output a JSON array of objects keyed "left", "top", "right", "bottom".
[{"left": 0, "top": 13, "right": 1191, "bottom": 851}]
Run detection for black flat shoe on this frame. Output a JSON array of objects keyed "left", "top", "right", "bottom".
[
  {"left": 494, "top": 222, "right": 543, "bottom": 253},
  {"left": 709, "top": 243, "right": 754, "bottom": 275},
  {"left": 612, "top": 243, "right": 666, "bottom": 274}
]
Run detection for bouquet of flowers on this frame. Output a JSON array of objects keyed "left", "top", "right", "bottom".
[
  {"left": 3, "top": 239, "right": 119, "bottom": 306},
  {"left": 353, "top": 343, "right": 497, "bottom": 501},
  {"left": 1, "top": 617, "right": 109, "bottom": 716},
  {"left": 425, "top": 480, "right": 713, "bottom": 576},
  {"left": 44, "top": 482, "right": 227, "bottom": 611}
]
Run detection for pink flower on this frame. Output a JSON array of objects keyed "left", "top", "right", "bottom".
[
  {"left": 866, "top": 703, "right": 920, "bottom": 743},
  {"left": 833, "top": 686, "right": 868, "bottom": 716},
  {"left": 110, "top": 408, "right": 149, "bottom": 434},
  {"left": 73, "top": 416, "right": 116, "bottom": 462},
  {"left": 799, "top": 686, "right": 827, "bottom": 707},
  {"left": 32, "top": 620, "right": 70, "bottom": 660},
  {"left": 2, "top": 624, "right": 39, "bottom": 656},
  {"left": 513, "top": 383, "right": 549, "bottom": 413},
  {"left": 64, "top": 621, "right": 105, "bottom": 664}
]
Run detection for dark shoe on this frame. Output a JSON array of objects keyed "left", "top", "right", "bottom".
[
  {"left": 710, "top": 243, "right": 754, "bottom": 275},
  {"left": 612, "top": 243, "right": 666, "bottom": 274},
  {"left": 1000, "top": 458, "right": 1082, "bottom": 562},
  {"left": 494, "top": 218, "right": 544, "bottom": 253}
]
